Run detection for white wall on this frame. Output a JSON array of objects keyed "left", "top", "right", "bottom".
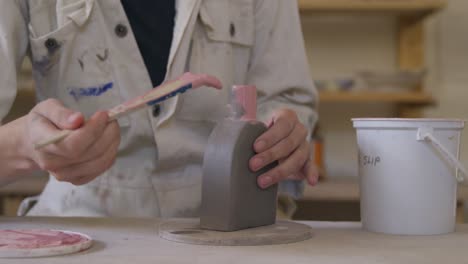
[
  {"left": 301, "top": 1, "right": 468, "bottom": 179},
  {"left": 425, "top": 0, "right": 468, "bottom": 147}
]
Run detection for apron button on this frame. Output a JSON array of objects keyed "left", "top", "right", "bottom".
[
  {"left": 153, "top": 105, "right": 161, "bottom": 117},
  {"left": 115, "top": 24, "right": 128, "bottom": 38},
  {"left": 44, "top": 38, "right": 59, "bottom": 52}
]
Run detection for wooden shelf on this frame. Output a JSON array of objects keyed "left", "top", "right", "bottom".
[
  {"left": 302, "top": 179, "right": 359, "bottom": 201},
  {"left": 319, "top": 91, "right": 434, "bottom": 104},
  {"left": 300, "top": 179, "right": 468, "bottom": 202},
  {"left": 296, "top": 179, "right": 468, "bottom": 222},
  {"left": 299, "top": 0, "right": 446, "bottom": 16},
  {"left": 0, "top": 172, "right": 48, "bottom": 196}
]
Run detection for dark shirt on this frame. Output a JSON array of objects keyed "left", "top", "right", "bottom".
[{"left": 121, "top": 0, "right": 176, "bottom": 87}]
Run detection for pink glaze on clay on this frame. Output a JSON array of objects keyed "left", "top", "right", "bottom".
[
  {"left": 232, "top": 85, "right": 257, "bottom": 121},
  {"left": 0, "top": 230, "right": 90, "bottom": 249}
]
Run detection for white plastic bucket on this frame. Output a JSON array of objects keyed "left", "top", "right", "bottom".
[{"left": 352, "top": 118, "right": 466, "bottom": 235}]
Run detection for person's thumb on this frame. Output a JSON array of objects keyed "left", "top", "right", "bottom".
[{"left": 32, "top": 99, "right": 84, "bottom": 130}]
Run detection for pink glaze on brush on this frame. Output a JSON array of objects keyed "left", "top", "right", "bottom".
[
  {"left": 232, "top": 85, "right": 257, "bottom": 121},
  {"left": 180, "top": 72, "right": 223, "bottom": 90},
  {"left": 107, "top": 72, "right": 222, "bottom": 120}
]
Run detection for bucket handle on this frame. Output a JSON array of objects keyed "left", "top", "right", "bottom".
[{"left": 417, "top": 128, "right": 466, "bottom": 183}]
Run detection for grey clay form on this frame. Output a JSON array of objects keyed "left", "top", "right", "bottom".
[{"left": 200, "top": 119, "right": 278, "bottom": 231}]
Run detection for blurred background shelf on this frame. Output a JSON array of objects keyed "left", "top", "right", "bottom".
[
  {"left": 0, "top": 172, "right": 48, "bottom": 216},
  {"left": 319, "top": 91, "right": 434, "bottom": 104},
  {"left": 0, "top": 174, "right": 48, "bottom": 197},
  {"left": 293, "top": 179, "right": 468, "bottom": 222},
  {"left": 298, "top": 0, "right": 451, "bottom": 222},
  {"left": 300, "top": 178, "right": 468, "bottom": 201},
  {"left": 298, "top": 0, "right": 446, "bottom": 16}
]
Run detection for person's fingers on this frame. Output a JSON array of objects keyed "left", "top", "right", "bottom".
[
  {"left": 75, "top": 121, "right": 121, "bottom": 164},
  {"left": 39, "top": 113, "right": 113, "bottom": 159},
  {"left": 70, "top": 150, "right": 118, "bottom": 186},
  {"left": 28, "top": 99, "right": 84, "bottom": 159},
  {"left": 36, "top": 121, "right": 119, "bottom": 180},
  {"left": 284, "top": 145, "right": 319, "bottom": 185},
  {"left": 32, "top": 150, "right": 72, "bottom": 172},
  {"left": 57, "top": 111, "right": 109, "bottom": 157},
  {"left": 286, "top": 172, "right": 306, "bottom": 181},
  {"left": 51, "top": 139, "right": 119, "bottom": 185},
  {"left": 303, "top": 160, "right": 319, "bottom": 186},
  {"left": 257, "top": 142, "right": 309, "bottom": 189},
  {"left": 28, "top": 112, "right": 66, "bottom": 145},
  {"left": 281, "top": 150, "right": 319, "bottom": 185},
  {"left": 26, "top": 112, "right": 75, "bottom": 169},
  {"left": 32, "top": 99, "right": 84, "bottom": 130},
  {"left": 253, "top": 109, "right": 297, "bottom": 153},
  {"left": 72, "top": 139, "right": 119, "bottom": 185},
  {"left": 250, "top": 123, "right": 307, "bottom": 172}
]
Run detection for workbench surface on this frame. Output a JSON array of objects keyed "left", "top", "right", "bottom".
[{"left": 1, "top": 217, "right": 467, "bottom": 263}]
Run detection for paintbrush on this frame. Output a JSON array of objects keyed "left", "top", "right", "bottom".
[{"left": 34, "top": 73, "right": 223, "bottom": 149}]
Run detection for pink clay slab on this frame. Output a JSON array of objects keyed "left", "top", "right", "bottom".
[{"left": 0, "top": 229, "right": 92, "bottom": 258}]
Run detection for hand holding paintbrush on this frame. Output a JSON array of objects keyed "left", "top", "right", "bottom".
[
  {"left": 34, "top": 73, "right": 222, "bottom": 149},
  {"left": 8, "top": 73, "right": 221, "bottom": 185}
]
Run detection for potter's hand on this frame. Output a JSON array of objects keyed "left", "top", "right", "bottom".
[
  {"left": 23, "top": 99, "right": 120, "bottom": 185},
  {"left": 249, "top": 108, "right": 318, "bottom": 189}
]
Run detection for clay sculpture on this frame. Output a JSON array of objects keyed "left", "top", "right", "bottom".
[{"left": 200, "top": 85, "right": 278, "bottom": 231}]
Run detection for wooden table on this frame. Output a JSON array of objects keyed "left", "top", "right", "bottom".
[{"left": 1, "top": 217, "right": 467, "bottom": 263}]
